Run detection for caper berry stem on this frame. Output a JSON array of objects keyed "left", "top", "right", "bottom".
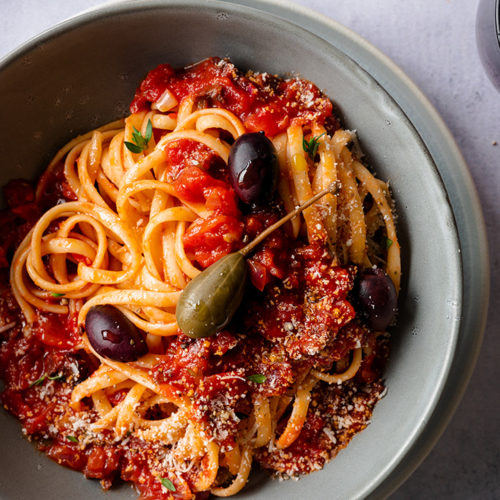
[{"left": 239, "top": 183, "right": 337, "bottom": 257}]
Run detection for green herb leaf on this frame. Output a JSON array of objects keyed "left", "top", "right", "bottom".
[
  {"left": 159, "top": 477, "right": 176, "bottom": 492},
  {"left": 29, "top": 375, "right": 47, "bottom": 387},
  {"left": 51, "top": 292, "right": 65, "bottom": 297},
  {"left": 131, "top": 127, "right": 145, "bottom": 147},
  {"left": 66, "top": 435, "right": 78, "bottom": 443},
  {"left": 125, "top": 119, "right": 153, "bottom": 154},
  {"left": 30, "top": 372, "right": 64, "bottom": 387},
  {"left": 385, "top": 238, "right": 393, "bottom": 249},
  {"left": 247, "top": 374, "right": 267, "bottom": 384},
  {"left": 302, "top": 132, "right": 325, "bottom": 160},
  {"left": 145, "top": 119, "right": 153, "bottom": 143},
  {"left": 124, "top": 141, "right": 144, "bottom": 154}
]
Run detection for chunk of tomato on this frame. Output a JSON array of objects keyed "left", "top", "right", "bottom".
[
  {"left": 34, "top": 312, "right": 80, "bottom": 350},
  {"left": 183, "top": 214, "right": 243, "bottom": 268}
]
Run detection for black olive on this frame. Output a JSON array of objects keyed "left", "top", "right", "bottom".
[
  {"left": 228, "top": 131, "right": 279, "bottom": 205},
  {"left": 85, "top": 305, "right": 148, "bottom": 362},
  {"left": 356, "top": 267, "right": 397, "bottom": 331}
]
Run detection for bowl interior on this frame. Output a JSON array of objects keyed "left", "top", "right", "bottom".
[{"left": 0, "top": 2, "right": 461, "bottom": 499}]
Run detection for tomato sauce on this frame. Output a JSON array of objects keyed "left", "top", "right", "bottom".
[
  {"left": 0, "top": 59, "right": 389, "bottom": 499},
  {"left": 173, "top": 166, "right": 244, "bottom": 267},
  {"left": 131, "top": 57, "right": 336, "bottom": 137}
]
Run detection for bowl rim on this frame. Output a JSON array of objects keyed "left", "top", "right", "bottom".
[{"left": 0, "top": 1, "right": 489, "bottom": 499}]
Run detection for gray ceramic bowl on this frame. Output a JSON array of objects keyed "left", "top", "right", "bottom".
[{"left": 0, "top": 1, "right": 488, "bottom": 499}]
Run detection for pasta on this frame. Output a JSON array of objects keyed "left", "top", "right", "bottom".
[{"left": 0, "top": 57, "right": 400, "bottom": 499}]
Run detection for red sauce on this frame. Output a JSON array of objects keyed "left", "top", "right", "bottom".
[
  {"left": 0, "top": 59, "right": 389, "bottom": 498},
  {"left": 36, "top": 162, "right": 78, "bottom": 210},
  {"left": 244, "top": 243, "right": 356, "bottom": 359},
  {"left": 174, "top": 166, "right": 244, "bottom": 267},
  {"left": 131, "top": 58, "right": 335, "bottom": 137},
  {"left": 33, "top": 311, "right": 80, "bottom": 350},
  {"left": 0, "top": 180, "right": 41, "bottom": 268},
  {"left": 164, "top": 139, "right": 224, "bottom": 181}
]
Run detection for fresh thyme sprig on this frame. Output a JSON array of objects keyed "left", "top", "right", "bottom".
[
  {"left": 125, "top": 119, "right": 153, "bottom": 154},
  {"left": 29, "top": 372, "right": 64, "bottom": 387},
  {"left": 302, "top": 132, "right": 325, "bottom": 160}
]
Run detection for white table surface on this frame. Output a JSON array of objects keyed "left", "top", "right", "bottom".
[{"left": 1, "top": 0, "right": 499, "bottom": 499}]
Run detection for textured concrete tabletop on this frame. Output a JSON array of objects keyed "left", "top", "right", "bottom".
[{"left": 1, "top": 0, "right": 499, "bottom": 499}]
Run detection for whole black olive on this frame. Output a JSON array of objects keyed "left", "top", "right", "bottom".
[
  {"left": 85, "top": 305, "right": 148, "bottom": 362},
  {"left": 356, "top": 267, "right": 397, "bottom": 331},
  {"left": 228, "top": 131, "right": 279, "bottom": 205}
]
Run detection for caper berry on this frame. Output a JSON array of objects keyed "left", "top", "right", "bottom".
[{"left": 176, "top": 253, "right": 247, "bottom": 338}]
